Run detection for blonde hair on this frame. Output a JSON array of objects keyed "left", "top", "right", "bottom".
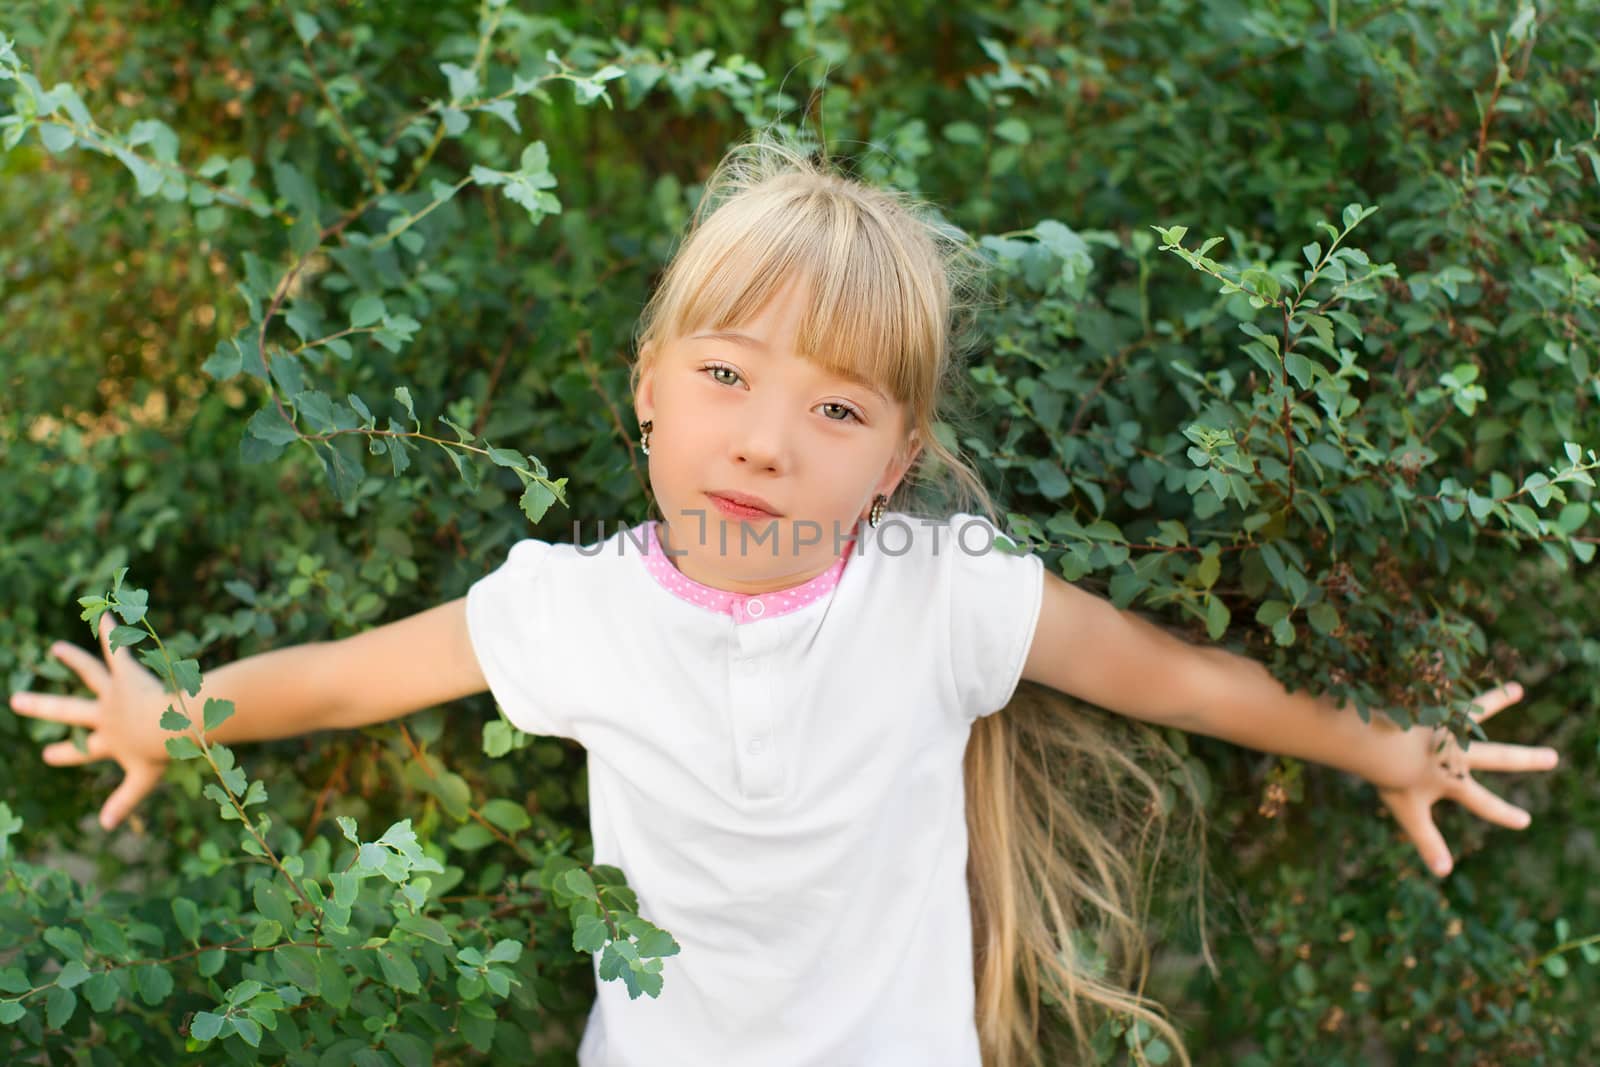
[{"left": 630, "top": 134, "right": 1211, "bottom": 1066}]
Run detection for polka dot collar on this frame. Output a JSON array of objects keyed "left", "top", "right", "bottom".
[{"left": 637, "top": 520, "right": 853, "bottom": 624}]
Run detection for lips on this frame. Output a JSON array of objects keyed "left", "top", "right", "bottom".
[{"left": 707, "top": 490, "right": 781, "bottom": 517}]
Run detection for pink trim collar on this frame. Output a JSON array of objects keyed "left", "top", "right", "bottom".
[{"left": 638, "top": 520, "right": 852, "bottom": 624}]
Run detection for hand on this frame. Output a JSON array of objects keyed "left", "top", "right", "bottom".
[
  {"left": 8, "top": 613, "right": 175, "bottom": 830},
  {"left": 1377, "top": 682, "right": 1559, "bottom": 878}
]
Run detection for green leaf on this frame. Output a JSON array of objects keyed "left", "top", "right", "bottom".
[
  {"left": 83, "top": 972, "right": 120, "bottom": 1012},
  {"left": 203, "top": 698, "right": 235, "bottom": 734},
  {"left": 55, "top": 960, "right": 91, "bottom": 990},
  {"left": 441, "top": 62, "right": 480, "bottom": 101},
  {"left": 190, "top": 1010, "right": 226, "bottom": 1041},
  {"left": 134, "top": 963, "right": 173, "bottom": 1005},
  {"left": 274, "top": 945, "right": 320, "bottom": 992},
  {"left": 38, "top": 121, "right": 74, "bottom": 153},
  {"left": 201, "top": 338, "right": 243, "bottom": 381},
  {"left": 1544, "top": 955, "right": 1570, "bottom": 978},
  {"left": 171, "top": 658, "right": 203, "bottom": 696},
  {"left": 396, "top": 915, "right": 452, "bottom": 945},
  {"left": 233, "top": 1016, "right": 263, "bottom": 1048},
  {"left": 160, "top": 708, "right": 191, "bottom": 731},
  {"left": 376, "top": 946, "right": 422, "bottom": 994},
  {"left": 251, "top": 919, "right": 281, "bottom": 949},
  {"left": 994, "top": 117, "right": 1030, "bottom": 144},
  {"left": 350, "top": 295, "right": 386, "bottom": 328},
  {"left": 519, "top": 480, "right": 558, "bottom": 523},
  {"left": 486, "top": 938, "right": 522, "bottom": 964},
  {"left": 294, "top": 390, "right": 338, "bottom": 432},
  {"left": 943, "top": 121, "right": 982, "bottom": 145},
  {"left": 449, "top": 822, "right": 497, "bottom": 851},
  {"left": 563, "top": 868, "right": 599, "bottom": 902},
  {"left": 173, "top": 897, "right": 201, "bottom": 942},
  {"left": 633, "top": 925, "right": 680, "bottom": 958},
  {"left": 480, "top": 799, "right": 531, "bottom": 833},
  {"left": 1205, "top": 595, "right": 1230, "bottom": 640},
  {"left": 45, "top": 986, "right": 76, "bottom": 1030},
  {"left": 573, "top": 914, "right": 609, "bottom": 953},
  {"left": 253, "top": 879, "right": 297, "bottom": 932},
  {"left": 246, "top": 406, "right": 299, "bottom": 446},
  {"left": 292, "top": 12, "right": 319, "bottom": 44},
  {"left": 487, "top": 446, "right": 529, "bottom": 471}
]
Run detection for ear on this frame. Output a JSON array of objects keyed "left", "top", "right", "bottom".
[{"left": 875, "top": 431, "right": 923, "bottom": 500}]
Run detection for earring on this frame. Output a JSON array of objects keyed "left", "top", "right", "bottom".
[
  {"left": 639, "top": 419, "right": 653, "bottom": 456},
  {"left": 868, "top": 494, "right": 887, "bottom": 528}
]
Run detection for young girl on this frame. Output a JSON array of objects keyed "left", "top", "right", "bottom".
[{"left": 10, "top": 138, "right": 1562, "bottom": 1067}]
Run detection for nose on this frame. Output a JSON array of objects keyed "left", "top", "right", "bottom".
[{"left": 732, "top": 395, "right": 792, "bottom": 473}]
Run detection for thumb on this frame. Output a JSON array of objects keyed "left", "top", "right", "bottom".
[{"left": 100, "top": 762, "right": 161, "bottom": 831}]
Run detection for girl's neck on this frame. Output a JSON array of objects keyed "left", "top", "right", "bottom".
[{"left": 654, "top": 520, "right": 855, "bottom": 596}]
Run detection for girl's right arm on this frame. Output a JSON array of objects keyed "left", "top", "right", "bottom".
[{"left": 7, "top": 597, "right": 486, "bottom": 830}]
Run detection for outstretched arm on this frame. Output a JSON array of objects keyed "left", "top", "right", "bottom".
[
  {"left": 9, "top": 597, "right": 485, "bottom": 830},
  {"left": 1021, "top": 571, "right": 1561, "bottom": 877}
]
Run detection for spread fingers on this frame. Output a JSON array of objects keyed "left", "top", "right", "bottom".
[
  {"left": 52, "top": 638, "right": 112, "bottom": 696},
  {"left": 10, "top": 691, "right": 101, "bottom": 729},
  {"left": 1449, "top": 776, "right": 1532, "bottom": 830},
  {"left": 1463, "top": 741, "right": 1560, "bottom": 774},
  {"left": 42, "top": 731, "right": 110, "bottom": 766}
]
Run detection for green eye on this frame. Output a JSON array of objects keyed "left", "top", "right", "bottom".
[{"left": 705, "top": 364, "right": 741, "bottom": 386}]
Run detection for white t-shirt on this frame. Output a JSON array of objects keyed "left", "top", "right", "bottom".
[{"left": 465, "top": 511, "right": 1045, "bottom": 1066}]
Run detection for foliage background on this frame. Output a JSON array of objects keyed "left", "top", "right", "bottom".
[{"left": 2, "top": 0, "right": 1598, "bottom": 1062}]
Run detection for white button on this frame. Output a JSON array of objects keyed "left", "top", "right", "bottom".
[
  {"left": 747, "top": 737, "right": 765, "bottom": 754},
  {"left": 746, "top": 598, "right": 765, "bottom": 617}
]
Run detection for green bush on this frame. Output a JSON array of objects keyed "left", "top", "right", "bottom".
[{"left": 2, "top": 1, "right": 1597, "bottom": 1062}]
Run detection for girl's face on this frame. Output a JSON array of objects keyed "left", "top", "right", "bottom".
[{"left": 634, "top": 278, "right": 919, "bottom": 595}]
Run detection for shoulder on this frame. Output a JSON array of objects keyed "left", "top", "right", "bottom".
[
  {"left": 860, "top": 511, "right": 1032, "bottom": 565},
  {"left": 473, "top": 521, "right": 655, "bottom": 594}
]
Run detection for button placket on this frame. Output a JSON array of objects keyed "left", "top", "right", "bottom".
[{"left": 731, "top": 628, "right": 782, "bottom": 799}]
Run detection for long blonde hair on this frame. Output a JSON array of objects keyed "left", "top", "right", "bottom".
[{"left": 632, "top": 133, "right": 1211, "bottom": 1066}]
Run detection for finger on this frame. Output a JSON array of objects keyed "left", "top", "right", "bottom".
[
  {"left": 1462, "top": 740, "right": 1560, "bottom": 774},
  {"left": 97, "top": 612, "right": 131, "bottom": 672},
  {"left": 100, "top": 762, "right": 162, "bottom": 831},
  {"left": 1470, "top": 681, "right": 1524, "bottom": 723},
  {"left": 1449, "top": 776, "right": 1532, "bottom": 830},
  {"left": 50, "top": 640, "right": 112, "bottom": 697},
  {"left": 41, "top": 731, "right": 110, "bottom": 766},
  {"left": 1384, "top": 789, "right": 1454, "bottom": 877},
  {"left": 10, "top": 691, "right": 101, "bottom": 729}
]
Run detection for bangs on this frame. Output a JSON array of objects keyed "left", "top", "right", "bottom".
[{"left": 643, "top": 174, "right": 946, "bottom": 410}]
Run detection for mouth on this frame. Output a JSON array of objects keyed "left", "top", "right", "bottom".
[{"left": 706, "top": 491, "right": 782, "bottom": 519}]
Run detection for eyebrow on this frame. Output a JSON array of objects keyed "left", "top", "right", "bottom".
[{"left": 689, "top": 330, "right": 890, "bottom": 405}]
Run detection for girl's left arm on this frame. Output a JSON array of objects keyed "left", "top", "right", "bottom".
[{"left": 1022, "top": 571, "right": 1561, "bottom": 877}]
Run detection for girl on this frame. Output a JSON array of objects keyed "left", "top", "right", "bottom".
[{"left": 9, "top": 138, "right": 1562, "bottom": 1067}]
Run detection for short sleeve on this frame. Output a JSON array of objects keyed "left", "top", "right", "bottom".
[
  {"left": 945, "top": 514, "right": 1045, "bottom": 722},
  {"left": 465, "top": 539, "right": 575, "bottom": 739}
]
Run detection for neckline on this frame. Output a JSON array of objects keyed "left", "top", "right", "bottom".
[{"left": 637, "top": 519, "right": 854, "bottom": 624}]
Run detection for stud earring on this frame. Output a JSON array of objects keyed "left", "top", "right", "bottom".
[
  {"left": 868, "top": 494, "right": 887, "bottom": 528},
  {"left": 639, "top": 419, "right": 653, "bottom": 456}
]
